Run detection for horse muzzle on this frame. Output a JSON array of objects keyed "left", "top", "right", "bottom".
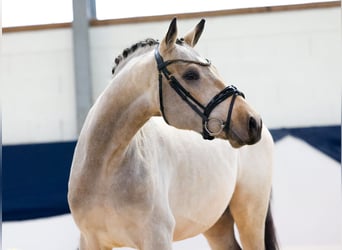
[
  {"left": 225, "top": 115, "right": 263, "bottom": 148},
  {"left": 247, "top": 116, "right": 263, "bottom": 144}
]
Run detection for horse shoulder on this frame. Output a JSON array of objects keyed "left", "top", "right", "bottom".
[
  {"left": 236, "top": 126, "right": 274, "bottom": 195},
  {"left": 238, "top": 126, "right": 274, "bottom": 169}
]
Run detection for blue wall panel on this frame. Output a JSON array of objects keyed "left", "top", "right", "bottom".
[
  {"left": 2, "top": 126, "right": 340, "bottom": 221},
  {"left": 3, "top": 141, "right": 76, "bottom": 221}
]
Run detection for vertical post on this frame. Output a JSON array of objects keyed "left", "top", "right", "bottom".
[
  {"left": 88, "top": 0, "right": 97, "bottom": 19},
  {"left": 72, "top": 0, "right": 95, "bottom": 133}
]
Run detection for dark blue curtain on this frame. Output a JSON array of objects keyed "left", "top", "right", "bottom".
[
  {"left": 271, "top": 125, "right": 340, "bottom": 162},
  {"left": 2, "top": 126, "right": 340, "bottom": 221},
  {"left": 3, "top": 141, "right": 76, "bottom": 221}
]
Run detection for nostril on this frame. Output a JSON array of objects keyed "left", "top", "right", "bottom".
[
  {"left": 248, "top": 116, "right": 262, "bottom": 144},
  {"left": 249, "top": 117, "right": 257, "bottom": 132}
]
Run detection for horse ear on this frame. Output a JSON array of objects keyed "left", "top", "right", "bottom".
[
  {"left": 183, "top": 19, "right": 205, "bottom": 47},
  {"left": 160, "top": 18, "right": 178, "bottom": 52}
]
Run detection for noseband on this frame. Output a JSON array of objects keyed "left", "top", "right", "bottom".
[{"left": 154, "top": 46, "right": 245, "bottom": 140}]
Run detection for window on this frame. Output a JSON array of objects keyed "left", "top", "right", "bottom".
[
  {"left": 3, "top": 0, "right": 335, "bottom": 27},
  {"left": 3, "top": 0, "right": 73, "bottom": 27},
  {"left": 95, "top": 0, "right": 333, "bottom": 20}
]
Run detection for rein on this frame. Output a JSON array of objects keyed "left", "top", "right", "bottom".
[{"left": 154, "top": 46, "right": 245, "bottom": 140}]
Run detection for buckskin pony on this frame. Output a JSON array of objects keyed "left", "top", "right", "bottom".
[{"left": 68, "top": 18, "right": 278, "bottom": 250}]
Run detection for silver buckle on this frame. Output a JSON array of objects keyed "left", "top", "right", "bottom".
[{"left": 204, "top": 118, "right": 225, "bottom": 136}]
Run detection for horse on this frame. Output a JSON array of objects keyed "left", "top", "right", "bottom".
[{"left": 68, "top": 18, "right": 278, "bottom": 250}]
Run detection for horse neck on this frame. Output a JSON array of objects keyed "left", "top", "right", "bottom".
[{"left": 80, "top": 51, "right": 159, "bottom": 165}]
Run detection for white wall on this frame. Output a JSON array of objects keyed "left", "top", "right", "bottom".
[
  {"left": 1, "top": 29, "right": 77, "bottom": 144},
  {"left": 90, "top": 8, "right": 342, "bottom": 128},
  {"left": 2, "top": 7, "right": 341, "bottom": 144}
]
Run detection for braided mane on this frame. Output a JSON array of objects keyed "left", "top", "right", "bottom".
[
  {"left": 111, "top": 38, "right": 186, "bottom": 75},
  {"left": 112, "top": 38, "right": 159, "bottom": 75}
]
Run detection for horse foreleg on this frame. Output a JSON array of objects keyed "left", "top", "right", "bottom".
[
  {"left": 79, "top": 233, "right": 111, "bottom": 250},
  {"left": 138, "top": 206, "right": 175, "bottom": 250},
  {"left": 140, "top": 227, "right": 173, "bottom": 250},
  {"left": 229, "top": 186, "right": 270, "bottom": 250},
  {"left": 203, "top": 207, "right": 241, "bottom": 250}
]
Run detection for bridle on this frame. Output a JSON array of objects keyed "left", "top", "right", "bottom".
[{"left": 154, "top": 45, "right": 245, "bottom": 140}]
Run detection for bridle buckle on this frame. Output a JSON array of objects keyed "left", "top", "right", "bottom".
[{"left": 204, "top": 118, "right": 225, "bottom": 136}]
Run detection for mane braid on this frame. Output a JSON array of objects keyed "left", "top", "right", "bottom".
[{"left": 112, "top": 38, "right": 159, "bottom": 75}]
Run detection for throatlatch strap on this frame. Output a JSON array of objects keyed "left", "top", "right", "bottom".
[{"left": 158, "top": 71, "right": 169, "bottom": 124}]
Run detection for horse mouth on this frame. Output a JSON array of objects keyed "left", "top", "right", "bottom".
[
  {"left": 225, "top": 130, "right": 246, "bottom": 148},
  {"left": 225, "top": 124, "right": 262, "bottom": 148}
]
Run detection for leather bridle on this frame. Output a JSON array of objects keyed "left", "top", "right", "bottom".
[{"left": 154, "top": 45, "right": 245, "bottom": 140}]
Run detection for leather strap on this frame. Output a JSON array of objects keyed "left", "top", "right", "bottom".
[{"left": 154, "top": 46, "right": 244, "bottom": 140}]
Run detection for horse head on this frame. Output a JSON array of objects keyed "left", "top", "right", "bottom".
[{"left": 156, "top": 18, "right": 262, "bottom": 148}]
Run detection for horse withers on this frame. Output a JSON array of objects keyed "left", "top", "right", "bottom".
[{"left": 68, "top": 18, "right": 278, "bottom": 250}]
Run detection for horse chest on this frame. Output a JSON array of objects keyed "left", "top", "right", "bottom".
[{"left": 169, "top": 158, "right": 237, "bottom": 238}]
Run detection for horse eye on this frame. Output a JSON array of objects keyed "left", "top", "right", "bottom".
[{"left": 182, "top": 70, "right": 200, "bottom": 81}]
